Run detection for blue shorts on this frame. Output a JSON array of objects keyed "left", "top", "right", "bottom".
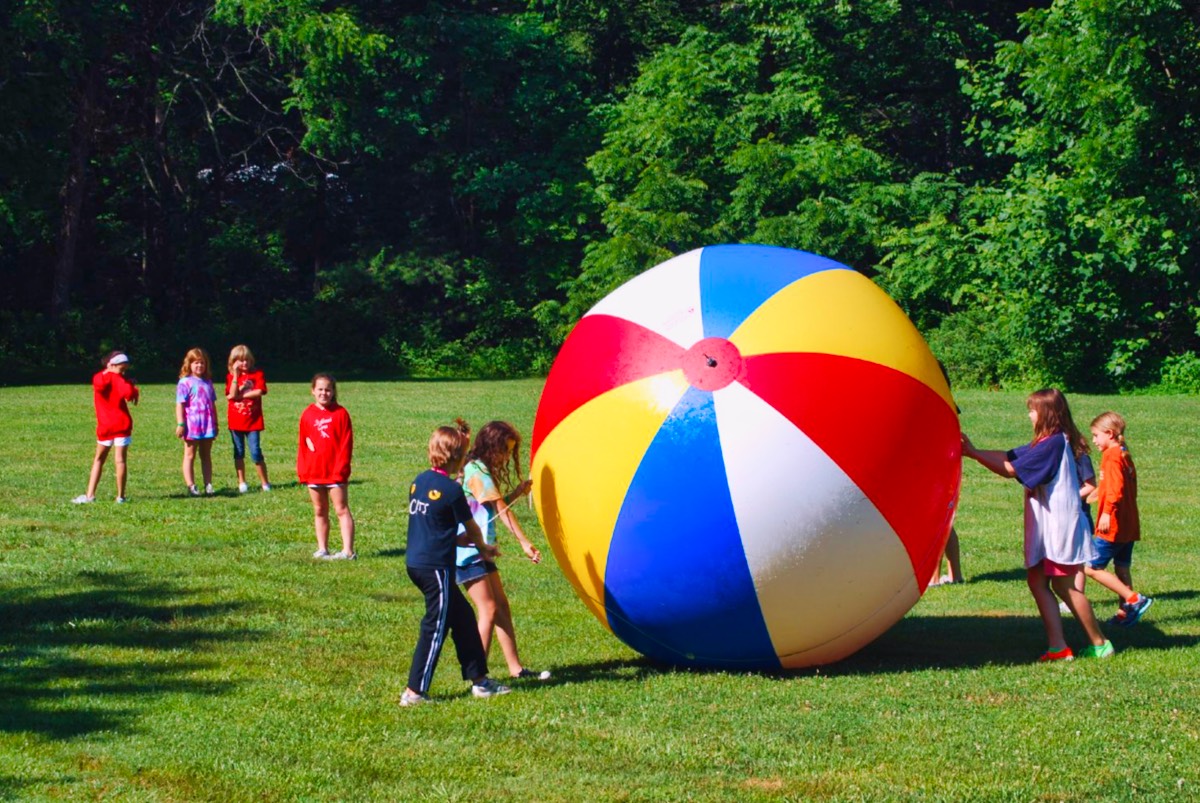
[
  {"left": 456, "top": 560, "right": 498, "bottom": 585},
  {"left": 1089, "top": 536, "right": 1135, "bottom": 570},
  {"left": 229, "top": 430, "right": 264, "bottom": 463}
]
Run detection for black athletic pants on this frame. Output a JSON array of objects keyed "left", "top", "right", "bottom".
[{"left": 405, "top": 566, "right": 488, "bottom": 693}]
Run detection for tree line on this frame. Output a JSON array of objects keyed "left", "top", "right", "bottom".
[{"left": 3, "top": 0, "right": 1199, "bottom": 390}]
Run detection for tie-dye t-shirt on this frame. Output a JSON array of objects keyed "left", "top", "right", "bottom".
[
  {"left": 176, "top": 376, "right": 218, "bottom": 440},
  {"left": 456, "top": 460, "right": 501, "bottom": 567}
]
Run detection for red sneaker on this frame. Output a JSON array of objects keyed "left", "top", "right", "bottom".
[{"left": 1039, "top": 646, "right": 1074, "bottom": 662}]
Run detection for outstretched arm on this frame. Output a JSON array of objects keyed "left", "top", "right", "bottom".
[
  {"left": 962, "top": 433, "right": 1017, "bottom": 479},
  {"left": 496, "top": 480, "right": 539, "bottom": 563}
]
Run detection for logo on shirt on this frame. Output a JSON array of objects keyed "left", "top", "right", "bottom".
[
  {"left": 428, "top": 490, "right": 441, "bottom": 500},
  {"left": 313, "top": 417, "right": 334, "bottom": 438}
]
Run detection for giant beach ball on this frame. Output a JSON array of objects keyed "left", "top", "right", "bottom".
[{"left": 530, "top": 244, "right": 960, "bottom": 669}]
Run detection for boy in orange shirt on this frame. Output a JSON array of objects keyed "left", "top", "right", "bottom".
[{"left": 1081, "top": 411, "right": 1152, "bottom": 626}]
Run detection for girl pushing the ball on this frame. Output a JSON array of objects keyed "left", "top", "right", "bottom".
[
  {"left": 961, "top": 389, "right": 1113, "bottom": 661},
  {"left": 456, "top": 420, "right": 550, "bottom": 681},
  {"left": 296, "top": 373, "right": 355, "bottom": 560}
]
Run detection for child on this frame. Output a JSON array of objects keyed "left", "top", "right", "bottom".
[
  {"left": 296, "top": 373, "right": 355, "bottom": 559},
  {"left": 457, "top": 421, "right": 550, "bottom": 680},
  {"left": 1081, "top": 411, "right": 1152, "bottom": 626},
  {"left": 962, "top": 389, "right": 1113, "bottom": 661},
  {"left": 225, "top": 345, "right": 272, "bottom": 493},
  {"left": 176, "top": 348, "right": 219, "bottom": 496},
  {"left": 402, "top": 424, "right": 510, "bottom": 706},
  {"left": 73, "top": 351, "right": 140, "bottom": 504}
]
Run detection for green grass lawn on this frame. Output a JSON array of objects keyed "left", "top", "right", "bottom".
[{"left": 2, "top": 381, "right": 1199, "bottom": 801}]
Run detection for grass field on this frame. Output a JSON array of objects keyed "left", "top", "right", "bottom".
[{"left": 2, "top": 380, "right": 1200, "bottom": 801}]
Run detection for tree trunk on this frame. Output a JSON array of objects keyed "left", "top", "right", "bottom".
[{"left": 50, "top": 64, "right": 102, "bottom": 320}]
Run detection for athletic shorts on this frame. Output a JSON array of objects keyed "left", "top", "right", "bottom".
[
  {"left": 1089, "top": 537, "right": 1135, "bottom": 570},
  {"left": 98, "top": 436, "right": 132, "bottom": 447}
]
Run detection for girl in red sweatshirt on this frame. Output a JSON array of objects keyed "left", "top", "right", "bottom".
[
  {"left": 74, "top": 351, "right": 140, "bottom": 504},
  {"left": 297, "top": 373, "right": 355, "bottom": 559}
]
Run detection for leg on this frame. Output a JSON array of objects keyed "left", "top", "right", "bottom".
[
  {"left": 465, "top": 575, "right": 498, "bottom": 655},
  {"left": 944, "top": 528, "right": 963, "bottom": 582},
  {"left": 405, "top": 567, "right": 452, "bottom": 695},
  {"left": 112, "top": 444, "right": 128, "bottom": 499},
  {"left": 484, "top": 573, "right": 526, "bottom": 676},
  {"left": 85, "top": 443, "right": 111, "bottom": 498},
  {"left": 247, "top": 430, "right": 270, "bottom": 486},
  {"left": 308, "top": 486, "right": 330, "bottom": 553},
  {"left": 182, "top": 441, "right": 197, "bottom": 488},
  {"left": 198, "top": 439, "right": 214, "bottom": 487},
  {"left": 445, "top": 579, "right": 489, "bottom": 683},
  {"left": 1115, "top": 564, "right": 1134, "bottom": 593},
  {"left": 1051, "top": 572, "right": 1106, "bottom": 647},
  {"left": 329, "top": 484, "right": 355, "bottom": 555},
  {"left": 231, "top": 429, "right": 247, "bottom": 485},
  {"left": 1027, "top": 564, "right": 1067, "bottom": 651},
  {"left": 1084, "top": 565, "right": 1135, "bottom": 602}
]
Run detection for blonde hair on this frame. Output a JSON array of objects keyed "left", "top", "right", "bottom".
[
  {"left": 1091, "top": 411, "right": 1128, "bottom": 447},
  {"left": 428, "top": 425, "right": 469, "bottom": 470},
  {"left": 179, "top": 348, "right": 212, "bottom": 380},
  {"left": 227, "top": 344, "right": 256, "bottom": 371}
]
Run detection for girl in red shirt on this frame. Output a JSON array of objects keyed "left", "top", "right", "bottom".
[
  {"left": 297, "top": 373, "right": 355, "bottom": 559},
  {"left": 225, "top": 344, "right": 271, "bottom": 493},
  {"left": 73, "top": 351, "right": 140, "bottom": 504}
]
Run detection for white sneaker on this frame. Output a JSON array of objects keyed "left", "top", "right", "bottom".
[
  {"left": 471, "top": 678, "right": 512, "bottom": 699},
  {"left": 261, "top": 483, "right": 272, "bottom": 492},
  {"left": 188, "top": 485, "right": 201, "bottom": 497},
  {"left": 327, "top": 551, "right": 357, "bottom": 561},
  {"left": 400, "top": 689, "right": 431, "bottom": 707},
  {"left": 115, "top": 497, "right": 127, "bottom": 504},
  {"left": 72, "top": 494, "right": 95, "bottom": 504},
  {"left": 205, "top": 484, "right": 215, "bottom": 496},
  {"left": 313, "top": 549, "right": 330, "bottom": 559},
  {"left": 514, "top": 668, "right": 552, "bottom": 680},
  {"left": 238, "top": 482, "right": 249, "bottom": 494}
]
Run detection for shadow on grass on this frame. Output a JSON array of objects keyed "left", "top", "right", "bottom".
[
  {"left": 967, "top": 568, "right": 1028, "bottom": 583},
  {"left": 548, "top": 613, "right": 1200, "bottom": 681},
  {"left": 0, "top": 570, "right": 258, "bottom": 741}
]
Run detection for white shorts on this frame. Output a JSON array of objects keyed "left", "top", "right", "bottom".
[{"left": 98, "top": 436, "right": 132, "bottom": 447}]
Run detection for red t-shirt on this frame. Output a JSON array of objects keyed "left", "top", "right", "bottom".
[
  {"left": 296, "top": 403, "right": 353, "bottom": 484},
  {"left": 226, "top": 369, "right": 267, "bottom": 432},
  {"left": 93, "top": 370, "right": 139, "bottom": 439}
]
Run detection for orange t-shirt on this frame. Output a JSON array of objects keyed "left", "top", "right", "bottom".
[{"left": 1094, "top": 445, "right": 1139, "bottom": 542}]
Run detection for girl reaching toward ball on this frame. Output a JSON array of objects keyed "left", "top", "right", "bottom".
[
  {"left": 456, "top": 420, "right": 550, "bottom": 681},
  {"left": 961, "top": 388, "right": 1113, "bottom": 662}
]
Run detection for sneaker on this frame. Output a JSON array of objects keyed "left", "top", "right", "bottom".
[
  {"left": 205, "top": 483, "right": 215, "bottom": 496},
  {"left": 71, "top": 495, "right": 95, "bottom": 504},
  {"left": 313, "top": 549, "right": 330, "bottom": 559},
  {"left": 115, "top": 496, "right": 127, "bottom": 504},
  {"left": 1122, "top": 595, "right": 1154, "bottom": 626},
  {"left": 1107, "top": 609, "right": 1129, "bottom": 626},
  {"left": 261, "top": 483, "right": 272, "bottom": 492},
  {"left": 1039, "top": 646, "right": 1074, "bottom": 662},
  {"left": 471, "top": 678, "right": 512, "bottom": 698},
  {"left": 238, "top": 482, "right": 250, "bottom": 494},
  {"left": 400, "top": 689, "right": 431, "bottom": 707},
  {"left": 1058, "top": 601, "right": 1072, "bottom": 615},
  {"left": 1079, "top": 640, "right": 1115, "bottom": 659},
  {"left": 327, "top": 551, "right": 357, "bottom": 561},
  {"left": 515, "top": 668, "right": 551, "bottom": 680},
  {"left": 188, "top": 485, "right": 201, "bottom": 497}
]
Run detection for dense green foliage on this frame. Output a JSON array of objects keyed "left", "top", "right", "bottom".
[
  {"left": 3, "top": 0, "right": 1200, "bottom": 388},
  {"left": 3, "top": 381, "right": 1200, "bottom": 799}
]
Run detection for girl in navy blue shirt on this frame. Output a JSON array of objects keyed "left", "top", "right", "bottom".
[{"left": 962, "top": 389, "right": 1112, "bottom": 662}]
